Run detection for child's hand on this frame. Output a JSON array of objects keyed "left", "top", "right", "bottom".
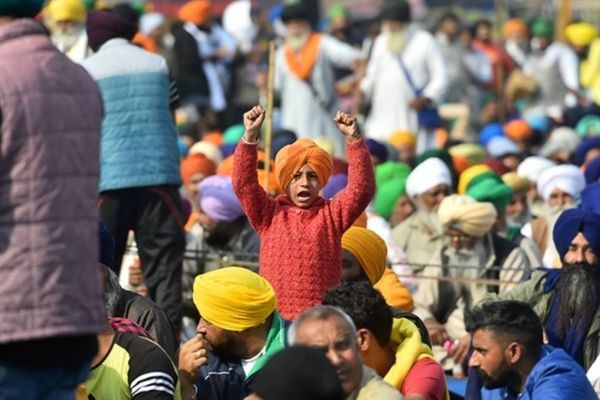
[
  {"left": 243, "top": 105, "right": 266, "bottom": 142},
  {"left": 334, "top": 111, "right": 360, "bottom": 142}
]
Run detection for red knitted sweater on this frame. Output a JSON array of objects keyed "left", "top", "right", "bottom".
[{"left": 232, "top": 139, "right": 375, "bottom": 320}]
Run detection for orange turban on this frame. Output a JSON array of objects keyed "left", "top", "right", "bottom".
[
  {"left": 181, "top": 153, "right": 216, "bottom": 183},
  {"left": 275, "top": 139, "right": 332, "bottom": 191},
  {"left": 178, "top": 0, "right": 211, "bottom": 25},
  {"left": 352, "top": 212, "right": 368, "bottom": 227},
  {"left": 503, "top": 18, "right": 528, "bottom": 38},
  {"left": 389, "top": 131, "right": 416, "bottom": 148},
  {"left": 504, "top": 119, "right": 532, "bottom": 141}
]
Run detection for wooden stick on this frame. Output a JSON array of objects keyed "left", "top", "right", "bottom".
[
  {"left": 556, "top": 0, "right": 571, "bottom": 43},
  {"left": 263, "top": 41, "right": 276, "bottom": 191}
]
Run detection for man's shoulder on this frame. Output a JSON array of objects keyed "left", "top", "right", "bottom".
[{"left": 357, "top": 367, "right": 402, "bottom": 400}]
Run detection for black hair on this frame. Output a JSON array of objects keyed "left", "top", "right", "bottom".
[
  {"left": 437, "top": 11, "right": 459, "bottom": 28},
  {"left": 471, "top": 19, "right": 492, "bottom": 37},
  {"left": 465, "top": 300, "right": 543, "bottom": 358},
  {"left": 322, "top": 281, "right": 392, "bottom": 347}
]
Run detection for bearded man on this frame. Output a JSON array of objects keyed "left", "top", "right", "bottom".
[
  {"left": 360, "top": 0, "right": 447, "bottom": 152},
  {"left": 491, "top": 208, "right": 600, "bottom": 370},
  {"left": 275, "top": 3, "right": 362, "bottom": 156},
  {"left": 44, "top": 0, "right": 91, "bottom": 62}
]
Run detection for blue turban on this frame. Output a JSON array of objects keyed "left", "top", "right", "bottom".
[
  {"left": 582, "top": 183, "right": 600, "bottom": 214},
  {"left": 553, "top": 208, "right": 600, "bottom": 261},
  {"left": 585, "top": 157, "right": 600, "bottom": 184},
  {"left": 366, "top": 139, "right": 388, "bottom": 163},
  {"left": 0, "top": 0, "right": 44, "bottom": 17},
  {"left": 575, "top": 137, "right": 600, "bottom": 166},
  {"left": 479, "top": 123, "right": 504, "bottom": 146},
  {"left": 322, "top": 174, "right": 347, "bottom": 199},
  {"left": 99, "top": 220, "right": 116, "bottom": 271}
]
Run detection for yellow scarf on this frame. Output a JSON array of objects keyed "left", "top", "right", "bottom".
[{"left": 384, "top": 318, "right": 450, "bottom": 400}]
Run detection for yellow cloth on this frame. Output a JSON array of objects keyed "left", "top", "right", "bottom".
[
  {"left": 581, "top": 39, "right": 600, "bottom": 105},
  {"left": 458, "top": 164, "right": 492, "bottom": 195},
  {"left": 193, "top": 267, "right": 276, "bottom": 331},
  {"left": 314, "top": 137, "right": 335, "bottom": 156},
  {"left": 45, "top": 0, "right": 86, "bottom": 22},
  {"left": 448, "top": 143, "right": 486, "bottom": 167},
  {"left": 384, "top": 318, "right": 435, "bottom": 389},
  {"left": 342, "top": 227, "right": 387, "bottom": 284},
  {"left": 502, "top": 172, "right": 531, "bottom": 194},
  {"left": 389, "top": 131, "right": 416, "bottom": 148},
  {"left": 374, "top": 268, "right": 414, "bottom": 311},
  {"left": 565, "top": 22, "right": 599, "bottom": 47},
  {"left": 275, "top": 138, "right": 332, "bottom": 191},
  {"left": 178, "top": 0, "right": 211, "bottom": 25},
  {"left": 438, "top": 194, "right": 497, "bottom": 237}
]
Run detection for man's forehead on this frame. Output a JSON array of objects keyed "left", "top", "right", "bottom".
[
  {"left": 572, "top": 232, "right": 591, "bottom": 246},
  {"left": 296, "top": 316, "right": 353, "bottom": 343}
]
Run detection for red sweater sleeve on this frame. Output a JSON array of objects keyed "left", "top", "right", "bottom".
[
  {"left": 329, "top": 139, "right": 375, "bottom": 231},
  {"left": 231, "top": 142, "right": 275, "bottom": 234},
  {"left": 401, "top": 358, "right": 447, "bottom": 400}
]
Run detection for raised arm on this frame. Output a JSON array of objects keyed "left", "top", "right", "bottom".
[
  {"left": 232, "top": 106, "right": 275, "bottom": 234},
  {"left": 330, "top": 112, "right": 375, "bottom": 231}
]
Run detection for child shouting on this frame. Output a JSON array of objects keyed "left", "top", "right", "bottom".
[{"left": 232, "top": 105, "right": 375, "bottom": 319}]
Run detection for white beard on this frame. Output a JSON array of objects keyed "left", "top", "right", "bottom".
[
  {"left": 285, "top": 31, "right": 310, "bottom": 51},
  {"left": 382, "top": 25, "right": 408, "bottom": 55},
  {"left": 52, "top": 25, "right": 84, "bottom": 53}
]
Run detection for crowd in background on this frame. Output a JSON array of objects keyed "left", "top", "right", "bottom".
[{"left": 3, "top": 0, "right": 600, "bottom": 399}]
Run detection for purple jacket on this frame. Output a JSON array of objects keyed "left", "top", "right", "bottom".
[{"left": 0, "top": 19, "right": 105, "bottom": 343}]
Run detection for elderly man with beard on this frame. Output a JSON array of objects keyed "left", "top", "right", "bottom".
[
  {"left": 521, "top": 164, "right": 586, "bottom": 267},
  {"left": 413, "top": 195, "right": 530, "bottom": 369},
  {"left": 44, "top": 0, "right": 91, "bottom": 63},
  {"left": 488, "top": 208, "right": 600, "bottom": 371},
  {"left": 178, "top": 267, "right": 287, "bottom": 400},
  {"left": 392, "top": 157, "right": 452, "bottom": 275},
  {"left": 275, "top": 3, "right": 362, "bottom": 156},
  {"left": 289, "top": 306, "right": 402, "bottom": 400},
  {"left": 467, "top": 300, "right": 596, "bottom": 400},
  {"left": 361, "top": 0, "right": 447, "bottom": 152}
]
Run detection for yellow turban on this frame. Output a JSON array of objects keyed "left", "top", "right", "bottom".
[
  {"left": 438, "top": 195, "right": 497, "bottom": 237},
  {"left": 501, "top": 172, "right": 531, "bottom": 194},
  {"left": 342, "top": 227, "right": 387, "bottom": 284},
  {"left": 313, "top": 137, "right": 335, "bottom": 156},
  {"left": 45, "top": 0, "right": 86, "bottom": 22},
  {"left": 389, "top": 131, "right": 416, "bottom": 149},
  {"left": 179, "top": 0, "right": 211, "bottom": 25},
  {"left": 565, "top": 22, "right": 599, "bottom": 47},
  {"left": 449, "top": 143, "right": 486, "bottom": 167},
  {"left": 193, "top": 267, "right": 276, "bottom": 331},
  {"left": 275, "top": 139, "right": 333, "bottom": 191},
  {"left": 458, "top": 164, "right": 492, "bottom": 195}
]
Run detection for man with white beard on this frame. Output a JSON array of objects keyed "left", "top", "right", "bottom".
[
  {"left": 520, "top": 164, "right": 586, "bottom": 268},
  {"left": 275, "top": 3, "right": 362, "bottom": 157},
  {"left": 360, "top": 0, "right": 447, "bottom": 152},
  {"left": 413, "top": 195, "right": 530, "bottom": 367},
  {"left": 44, "top": 0, "right": 90, "bottom": 63},
  {"left": 391, "top": 157, "right": 452, "bottom": 275}
]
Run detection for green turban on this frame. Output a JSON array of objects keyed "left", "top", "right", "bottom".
[
  {"left": 329, "top": 4, "right": 348, "bottom": 20},
  {"left": 223, "top": 124, "right": 246, "bottom": 145},
  {"left": 375, "top": 178, "right": 407, "bottom": 220},
  {"left": 375, "top": 161, "right": 411, "bottom": 188},
  {"left": 531, "top": 18, "right": 554, "bottom": 39},
  {"left": 0, "top": 0, "right": 45, "bottom": 17},
  {"left": 466, "top": 172, "right": 513, "bottom": 212}
]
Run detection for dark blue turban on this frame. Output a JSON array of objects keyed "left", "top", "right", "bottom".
[
  {"left": 366, "top": 139, "right": 389, "bottom": 163},
  {"left": 575, "top": 137, "right": 600, "bottom": 166},
  {"left": 553, "top": 208, "right": 600, "bottom": 260},
  {"left": 99, "top": 220, "right": 116, "bottom": 271},
  {"left": 585, "top": 156, "right": 600, "bottom": 184},
  {"left": 582, "top": 182, "right": 600, "bottom": 215}
]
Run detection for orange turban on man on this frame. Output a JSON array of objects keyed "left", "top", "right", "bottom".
[
  {"left": 275, "top": 139, "right": 332, "bottom": 191},
  {"left": 180, "top": 153, "right": 216, "bottom": 183},
  {"left": 178, "top": 0, "right": 211, "bottom": 25}
]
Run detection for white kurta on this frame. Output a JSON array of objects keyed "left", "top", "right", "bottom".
[
  {"left": 275, "top": 35, "right": 361, "bottom": 157},
  {"left": 360, "top": 28, "right": 447, "bottom": 147}
]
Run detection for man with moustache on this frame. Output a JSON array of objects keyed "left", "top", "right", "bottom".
[
  {"left": 178, "top": 267, "right": 287, "bottom": 400},
  {"left": 391, "top": 157, "right": 452, "bottom": 275},
  {"left": 275, "top": 3, "right": 362, "bottom": 156},
  {"left": 413, "top": 195, "right": 530, "bottom": 367},
  {"left": 489, "top": 208, "right": 600, "bottom": 370},
  {"left": 361, "top": 0, "right": 447, "bottom": 151},
  {"left": 466, "top": 300, "right": 596, "bottom": 399}
]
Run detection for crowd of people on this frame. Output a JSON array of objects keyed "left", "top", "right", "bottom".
[{"left": 2, "top": 0, "right": 600, "bottom": 398}]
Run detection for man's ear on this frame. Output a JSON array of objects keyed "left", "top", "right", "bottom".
[
  {"left": 505, "top": 341, "right": 523, "bottom": 365},
  {"left": 356, "top": 328, "right": 371, "bottom": 352}
]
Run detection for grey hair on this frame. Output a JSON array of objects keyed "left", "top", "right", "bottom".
[{"left": 288, "top": 305, "right": 357, "bottom": 345}]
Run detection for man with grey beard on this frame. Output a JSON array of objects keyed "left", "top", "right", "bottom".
[
  {"left": 490, "top": 208, "right": 600, "bottom": 370},
  {"left": 360, "top": 0, "right": 447, "bottom": 151}
]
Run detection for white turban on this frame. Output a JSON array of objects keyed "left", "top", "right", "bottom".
[
  {"left": 539, "top": 127, "right": 581, "bottom": 158},
  {"left": 140, "top": 12, "right": 165, "bottom": 36},
  {"left": 487, "top": 136, "right": 519, "bottom": 158},
  {"left": 189, "top": 141, "right": 223, "bottom": 167},
  {"left": 438, "top": 195, "right": 497, "bottom": 237},
  {"left": 406, "top": 157, "right": 452, "bottom": 198},
  {"left": 537, "top": 164, "right": 586, "bottom": 202},
  {"left": 517, "top": 156, "right": 556, "bottom": 182}
]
